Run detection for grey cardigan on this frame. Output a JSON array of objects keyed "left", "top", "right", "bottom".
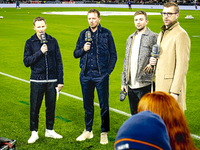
[{"left": 121, "top": 28, "right": 158, "bottom": 86}]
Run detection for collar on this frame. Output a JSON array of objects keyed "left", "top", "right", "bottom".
[
  {"left": 161, "top": 20, "right": 178, "bottom": 32},
  {"left": 31, "top": 33, "right": 52, "bottom": 41},
  {"left": 88, "top": 24, "right": 102, "bottom": 33},
  {"left": 130, "top": 27, "right": 151, "bottom": 38}
]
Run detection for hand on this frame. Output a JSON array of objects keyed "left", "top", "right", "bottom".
[
  {"left": 170, "top": 93, "right": 179, "bottom": 100},
  {"left": 121, "top": 86, "right": 127, "bottom": 93},
  {"left": 41, "top": 44, "right": 48, "bottom": 54},
  {"left": 143, "top": 64, "right": 153, "bottom": 73},
  {"left": 149, "top": 57, "right": 157, "bottom": 66},
  {"left": 57, "top": 84, "right": 64, "bottom": 92},
  {"left": 84, "top": 42, "right": 91, "bottom": 52}
]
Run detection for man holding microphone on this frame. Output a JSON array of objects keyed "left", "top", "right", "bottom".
[
  {"left": 74, "top": 9, "right": 117, "bottom": 145},
  {"left": 24, "top": 16, "right": 64, "bottom": 144},
  {"left": 121, "top": 10, "right": 158, "bottom": 115},
  {"left": 150, "top": 2, "right": 190, "bottom": 112}
]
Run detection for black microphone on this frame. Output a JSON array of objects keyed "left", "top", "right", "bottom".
[
  {"left": 119, "top": 90, "right": 127, "bottom": 102},
  {"left": 85, "top": 31, "right": 92, "bottom": 42},
  {"left": 40, "top": 34, "right": 48, "bottom": 55},
  {"left": 151, "top": 44, "right": 159, "bottom": 58},
  {"left": 40, "top": 34, "right": 47, "bottom": 44}
]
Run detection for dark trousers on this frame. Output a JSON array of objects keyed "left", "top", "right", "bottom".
[
  {"left": 30, "top": 82, "right": 57, "bottom": 131},
  {"left": 80, "top": 71, "right": 110, "bottom": 132},
  {"left": 128, "top": 84, "right": 152, "bottom": 115}
]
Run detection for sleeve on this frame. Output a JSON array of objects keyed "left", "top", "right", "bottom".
[
  {"left": 55, "top": 39, "right": 64, "bottom": 84},
  {"left": 23, "top": 40, "right": 44, "bottom": 67},
  {"left": 121, "top": 62, "right": 127, "bottom": 86},
  {"left": 121, "top": 37, "right": 131, "bottom": 86},
  {"left": 107, "top": 31, "right": 117, "bottom": 74},
  {"left": 73, "top": 32, "right": 87, "bottom": 59},
  {"left": 170, "top": 31, "right": 190, "bottom": 94}
]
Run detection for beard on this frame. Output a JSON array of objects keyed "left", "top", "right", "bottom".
[
  {"left": 137, "top": 26, "right": 145, "bottom": 32},
  {"left": 90, "top": 23, "right": 99, "bottom": 31},
  {"left": 91, "top": 25, "right": 98, "bottom": 30}
]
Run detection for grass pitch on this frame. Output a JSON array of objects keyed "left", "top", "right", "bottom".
[{"left": 0, "top": 7, "right": 200, "bottom": 149}]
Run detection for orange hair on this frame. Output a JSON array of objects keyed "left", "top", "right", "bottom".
[{"left": 138, "top": 91, "right": 198, "bottom": 150}]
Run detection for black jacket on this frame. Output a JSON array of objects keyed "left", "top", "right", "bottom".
[
  {"left": 23, "top": 33, "right": 63, "bottom": 84},
  {"left": 74, "top": 24, "right": 117, "bottom": 75}
]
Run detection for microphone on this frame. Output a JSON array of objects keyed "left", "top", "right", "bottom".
[
  {"left": 119, "top": 90, "right": 127, "bottom": 102},
  {"left": 85, "top": 31, "right": 92, "bottom": 42},
  {"left": 40, "top": 34, "right": 47, "bottom": 44},
  {"left": 40, "top": 34, "right": 48, "bottom": 55},
  {"left": 151, "top": 44, "right": 159, "bottom": 58}
]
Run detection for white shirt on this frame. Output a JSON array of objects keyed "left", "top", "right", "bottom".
[{"left": 129, "top": 33, "right": 150, "bottom": 89}]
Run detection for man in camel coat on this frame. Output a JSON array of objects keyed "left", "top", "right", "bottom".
[{"left": 151, "top": 2, "right": 191, "bottom": 112}]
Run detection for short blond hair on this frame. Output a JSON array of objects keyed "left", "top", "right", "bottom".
[
  {"left": 33, "top": 17, "right": 46, "bottom": 26},
  {"left": 164, "top": 2, "right": 179, "bottom": 13},
  {"left": 87, "top": 9, "right": 100, "bottom": 18},
  {"left": 134, "top": 10, "right": 147, "bottom": 20}
]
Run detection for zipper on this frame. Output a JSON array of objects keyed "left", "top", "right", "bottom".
[
  {"left": 45, "top": 52, "right": 48, "bottom": 81},
  {"left": 96, "top": 30, "right": 101, "bottom": 75},
  {"left": 83, "top": 52, "right": 88, "bottom": 75}
]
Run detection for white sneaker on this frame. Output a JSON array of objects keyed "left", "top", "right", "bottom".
[
  {"left": 100, "top": 132, "right": 108, "bottom": 145},
  {"left": 76, "top": 129, "right": 93, "bottom": 141},
  {"left": 45, "top": 129, "right": 63, "bottom": 139},
  {"left": 28, "top": 131, "right": 39, "bottom": 144}
]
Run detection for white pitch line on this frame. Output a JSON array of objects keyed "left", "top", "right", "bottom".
[
  {"left": 60, "top": 91, "right": 131, "bottom": 117},
  {"left": 191, "top": 134, "right": 200, "bottom": 140},
  {"left": 0, "top": 71, "right": 131, "bottom": 117},
  {"left": 1, "top": 71, "right": 200, "bottom": 139},
  {"left": 192, "top": 35, "right": 200, "bottom": 37},
  {"left": 0, "top": 72, "right": 30, "bottom": 84}
]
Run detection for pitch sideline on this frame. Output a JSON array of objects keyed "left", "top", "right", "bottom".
[
  {"left": 0, "top": 71, "right": 199, "bottom": 140},
  {"left": 0, "top": 71, "right": 131, "bottom": 118}
]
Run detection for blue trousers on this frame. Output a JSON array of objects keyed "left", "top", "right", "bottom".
[
  {"left": 80, "top": 70, "right": 110, "bottom": 132},
  {"left": 30, "top": 82, "right": 57, "bottom": 131}
]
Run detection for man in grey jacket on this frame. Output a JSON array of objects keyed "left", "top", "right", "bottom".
[{"left": 121, "top": 10, "right": 158, "bottom": 115}]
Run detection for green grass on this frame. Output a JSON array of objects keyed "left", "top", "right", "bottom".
[{"left": 0, "top": 7, "right": 200, "bottom": 149}]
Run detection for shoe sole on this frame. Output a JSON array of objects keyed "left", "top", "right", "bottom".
[
  {"left": 76, "top": 135, "right": 93, "bottom": 141},
  {"left": 45, "top": 135, "right": 63, "bottom": 139},
  {"left": 28, "top": 137, "right": 39, "bottom": 144},
  {"left": 100, "top": 141, "right": 108, "bottom": 145}
]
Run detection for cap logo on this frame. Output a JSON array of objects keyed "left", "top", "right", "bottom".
[{"left": 117, "top": 143, "right": 129, "bottom": 150}]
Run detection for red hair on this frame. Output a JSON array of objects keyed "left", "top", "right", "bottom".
[{"left": 138, "top": 91, "right": 198, "bottom": 150}]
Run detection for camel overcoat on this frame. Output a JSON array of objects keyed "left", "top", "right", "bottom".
[{"left": 155, "top": 22, "right": 191, "bottom": 111}]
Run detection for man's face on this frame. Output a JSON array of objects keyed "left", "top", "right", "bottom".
[
  {"left": 162, "top": 6, "right": 179, "bottom": 27},
  {"left": 88, "top": 12, "right": 101, "bottom": 31},
  {"left": 134, "top": 14, "right": 148, "bottom": 32},
  {"left": 33, "top": 20, "right": 47, "bottom": 39}
]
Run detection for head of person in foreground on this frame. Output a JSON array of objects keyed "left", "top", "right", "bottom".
[
  {"left": 114, "top": 110, "right": 171, "bottom": 150},
  {"left": 138, "top": 91, "right": 198, "bottom": 150}
]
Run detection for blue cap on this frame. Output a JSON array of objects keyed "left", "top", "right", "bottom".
[{"left": 114, "top": 111, "right": 171, "bottom": 150}]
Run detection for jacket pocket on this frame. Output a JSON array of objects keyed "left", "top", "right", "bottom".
[{"left": 164, "top": 73, "right": 174, "bottom": 79}]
